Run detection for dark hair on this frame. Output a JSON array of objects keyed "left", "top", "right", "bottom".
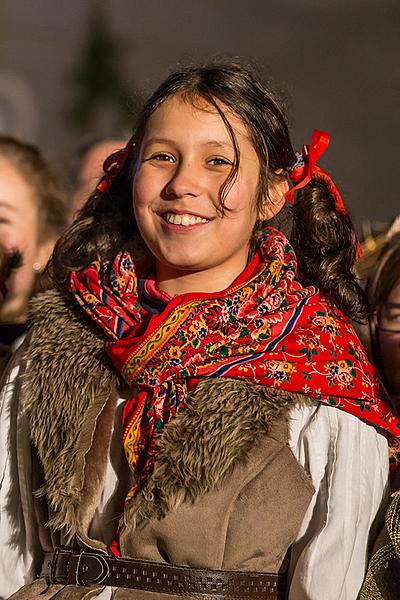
[
  {"left": 0, "top": 135, "right": 69, "bottom": 240},
  {"left": 291, "top": 178, "right": 367, "bottom": 320},
  {"left": 50, "top": 61, "right": 367, "bottom": 320},
  {"left": 367, "top": 232, "right": 400, "bottom": 379}
]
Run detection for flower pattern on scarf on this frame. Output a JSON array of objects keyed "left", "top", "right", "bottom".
[{"left": 69, "top": 227, "right": 400, "bottom": 510}]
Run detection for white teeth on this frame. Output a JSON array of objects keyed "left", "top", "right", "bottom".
[{"left": 164, "top": 213, "right": 208, "bottom": 226}]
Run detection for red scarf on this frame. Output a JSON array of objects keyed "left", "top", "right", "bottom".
[{"left": 69, "top": 227, "right": 399, "bottom": 509}]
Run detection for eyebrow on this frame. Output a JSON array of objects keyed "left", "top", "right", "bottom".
[
  {"left": 0, "top": 200, "right": 16, "bottom": 211},
  {"left": 144, "top": 137, "right": 233, "bottom": 149}
]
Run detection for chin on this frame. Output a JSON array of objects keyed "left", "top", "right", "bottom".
[{"left": 158, "top": 254, "right": 207, "bottom": 272}]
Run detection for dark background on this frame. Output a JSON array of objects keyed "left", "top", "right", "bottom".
[{"left": 0, "top": 0, "right": 399, "bottom": 232}]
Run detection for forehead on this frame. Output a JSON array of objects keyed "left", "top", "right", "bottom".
[
  {"left": 144, "top": 94, "right": 250, "bottom": 144},
  {"left": 388, "top": 280, "right": 400, "bottom": 304}
]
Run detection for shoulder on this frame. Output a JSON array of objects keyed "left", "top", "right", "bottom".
[
  {"left": 23, "top": 288, "right": 121, "bottom": 400},
  {"left": 289, "top": 400, "right": 388, "bottom": 476},
  {"left": 27, "top": 288, "right": 104, "bottom": 357},
  {"left": 289, "top": 400, "right": 388, "bottom": 453}
]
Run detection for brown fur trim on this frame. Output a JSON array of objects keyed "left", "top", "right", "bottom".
[
  {"left": 22, "top": 289, "right": 121, "bottom": 540},
  {"left": 124, "top": 377, "right": 309, "bottom": 527}
]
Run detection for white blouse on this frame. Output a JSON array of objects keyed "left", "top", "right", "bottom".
[{"left": 0, "top": 364, "right": 389, "bottom": 600}]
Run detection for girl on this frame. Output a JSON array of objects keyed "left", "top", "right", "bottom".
[
  {"left": 0, "top": 136, "right": 68, "bottom": 377},
  {"left": 0, "top": 63, "right": 397, "bottom": 600}
]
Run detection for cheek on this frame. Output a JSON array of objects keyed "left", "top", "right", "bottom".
[
  {"left": 132, "top": 174, "right": 144, "bottom": 219},
  {"left": 131, "top": 181, "right": 158, "bottom": 247},
  {"left": 223, "top": 165, "right": 259, "bottom": 211},
  {"left": 132, "top": 186, "right": 153, "bottom": 230},
  {"left": 132, "top": 165, "right": 161, "bottom": 208},
  {"left": 224, "top": 185, "right": 258, "bottom": 227},
  {"left": 7, "top": 261, "right": 36, "bottom": 295},
  {"left": 0, "top": 226, "right": 24, "bottom": 253},
  {"left": 0, "top": 221, "right": 40, "bottom": 276},
  {"left": 132, "top": 184, "right": 149, "bottom": 228},
  {"left": 5, "top": 240, "right": 38, "bottom": 302},
  {"left": 0, "top": 203, "right": 40, "bottom": 250}
]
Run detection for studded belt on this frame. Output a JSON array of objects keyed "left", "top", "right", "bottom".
[{"left": 40, "top": 547, "right": 285, "bottom": 598}]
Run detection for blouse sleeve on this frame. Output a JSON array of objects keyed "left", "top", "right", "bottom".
[
  {"left": 0, "top": 360, "right": 39, "bottom": 599},
  {"left": 287, "top": 400, "right": 389, "bottom": 600}
]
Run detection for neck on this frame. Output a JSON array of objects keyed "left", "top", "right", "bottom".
[{"left": 156, "top": 259, "right": 249, "bottom": 297}]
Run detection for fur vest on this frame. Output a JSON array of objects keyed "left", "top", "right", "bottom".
[{"left": 10, "top": 290, "right": 314, "bottom": 599}]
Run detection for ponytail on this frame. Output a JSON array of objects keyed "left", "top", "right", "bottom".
[
  {"left": 286, "top": 131, "right": 369, "bottom": 322},
  {"left": 290, "top": 177, "right": 369, "bottom": 321}
]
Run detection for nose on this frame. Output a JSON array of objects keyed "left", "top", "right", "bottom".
[{"left": 163, "top": 161, "right": 202, "bottom": 199}]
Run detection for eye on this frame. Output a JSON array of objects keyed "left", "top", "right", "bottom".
[
  {"left": 389, "top": 312, "right": 400, "bottom": 321},
  {"left": 146, "top": 153, "right": 175, "bottom": 163},
  {"left": 385, "top": 306, "right": 400, "bottom": 319},
  {"left": 379, "top": 305, "right": 400, "bottom": 329},
  {"left": 208, "top": 157, "right": 232, "bottom": 166}
]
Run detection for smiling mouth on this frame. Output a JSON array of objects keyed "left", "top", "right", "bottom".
[{"left": 162, "top": 212, "right": 210, "bottom": 226}]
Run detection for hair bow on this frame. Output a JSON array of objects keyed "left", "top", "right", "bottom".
[
  {"left": 285, "top": 130, "right": 362, "bottom": 260},
  {"left": 96, "top": 137, "right": 136, "bottom": 193}
]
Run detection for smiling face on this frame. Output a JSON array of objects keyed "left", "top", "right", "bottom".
[{"left": 132, "top": 95, "right": 284, "bottom": 295}]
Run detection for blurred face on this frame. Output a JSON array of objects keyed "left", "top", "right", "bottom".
[
  {"left": 72, "top": 139, "right": 126, "bottom": 216},
  {"left": 0, "top": 157, "right": 49, "bottom": 323},
  {"left": 133, "top": 95, "right": 284, "bottom": 295},
  {"left": 378, "top": 280, "right": 400, "bottom": 400}
]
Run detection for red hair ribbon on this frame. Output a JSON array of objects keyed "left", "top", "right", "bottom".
[
  {"left": 285, "top": 130, "right": 362, "bottom": 260},
  {"left": 96, "top": 137, "right": 136, "bottom": 193}
]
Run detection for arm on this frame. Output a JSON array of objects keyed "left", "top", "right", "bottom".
[
  {"left": 287, "top": 401, "right": 389, "bottom": 600},
  {"left": 0, "top": 357, "right": 39, "bottom": 598}
]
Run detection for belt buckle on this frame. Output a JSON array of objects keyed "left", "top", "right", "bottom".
[{"left": 76, "top": 550, "right": 110, "bottom": 586}]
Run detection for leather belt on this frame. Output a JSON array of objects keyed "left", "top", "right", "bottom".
[{"left": 40, "top": 548, "right": 284, "bottom": 598}]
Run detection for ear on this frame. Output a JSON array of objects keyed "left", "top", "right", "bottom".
[
  {"left": 33, "top": 237, "right": 57, "bottom": 273},
  {"left": 258, "top": 177, "right": 289, "bottom": 221}
]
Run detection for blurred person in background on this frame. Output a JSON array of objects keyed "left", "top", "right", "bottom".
[
  {"left": 0, "top": 135, "right": 69, "bottom": 374},
  {"left": 70, "top": 136, "right": 127, "bottom": 217},
  {"left": 355, "top": 215, "right": 400, "bottom": 285},
  {"left": 359, "top": 232, "right": 400, "bottom": 599},
  {"left": 366, "top": 232, "right": 400, "bottom": 412}
]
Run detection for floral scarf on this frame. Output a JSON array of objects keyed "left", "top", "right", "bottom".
[{"left": 69, "top": 227, "right": 399, "bottom": 508}]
